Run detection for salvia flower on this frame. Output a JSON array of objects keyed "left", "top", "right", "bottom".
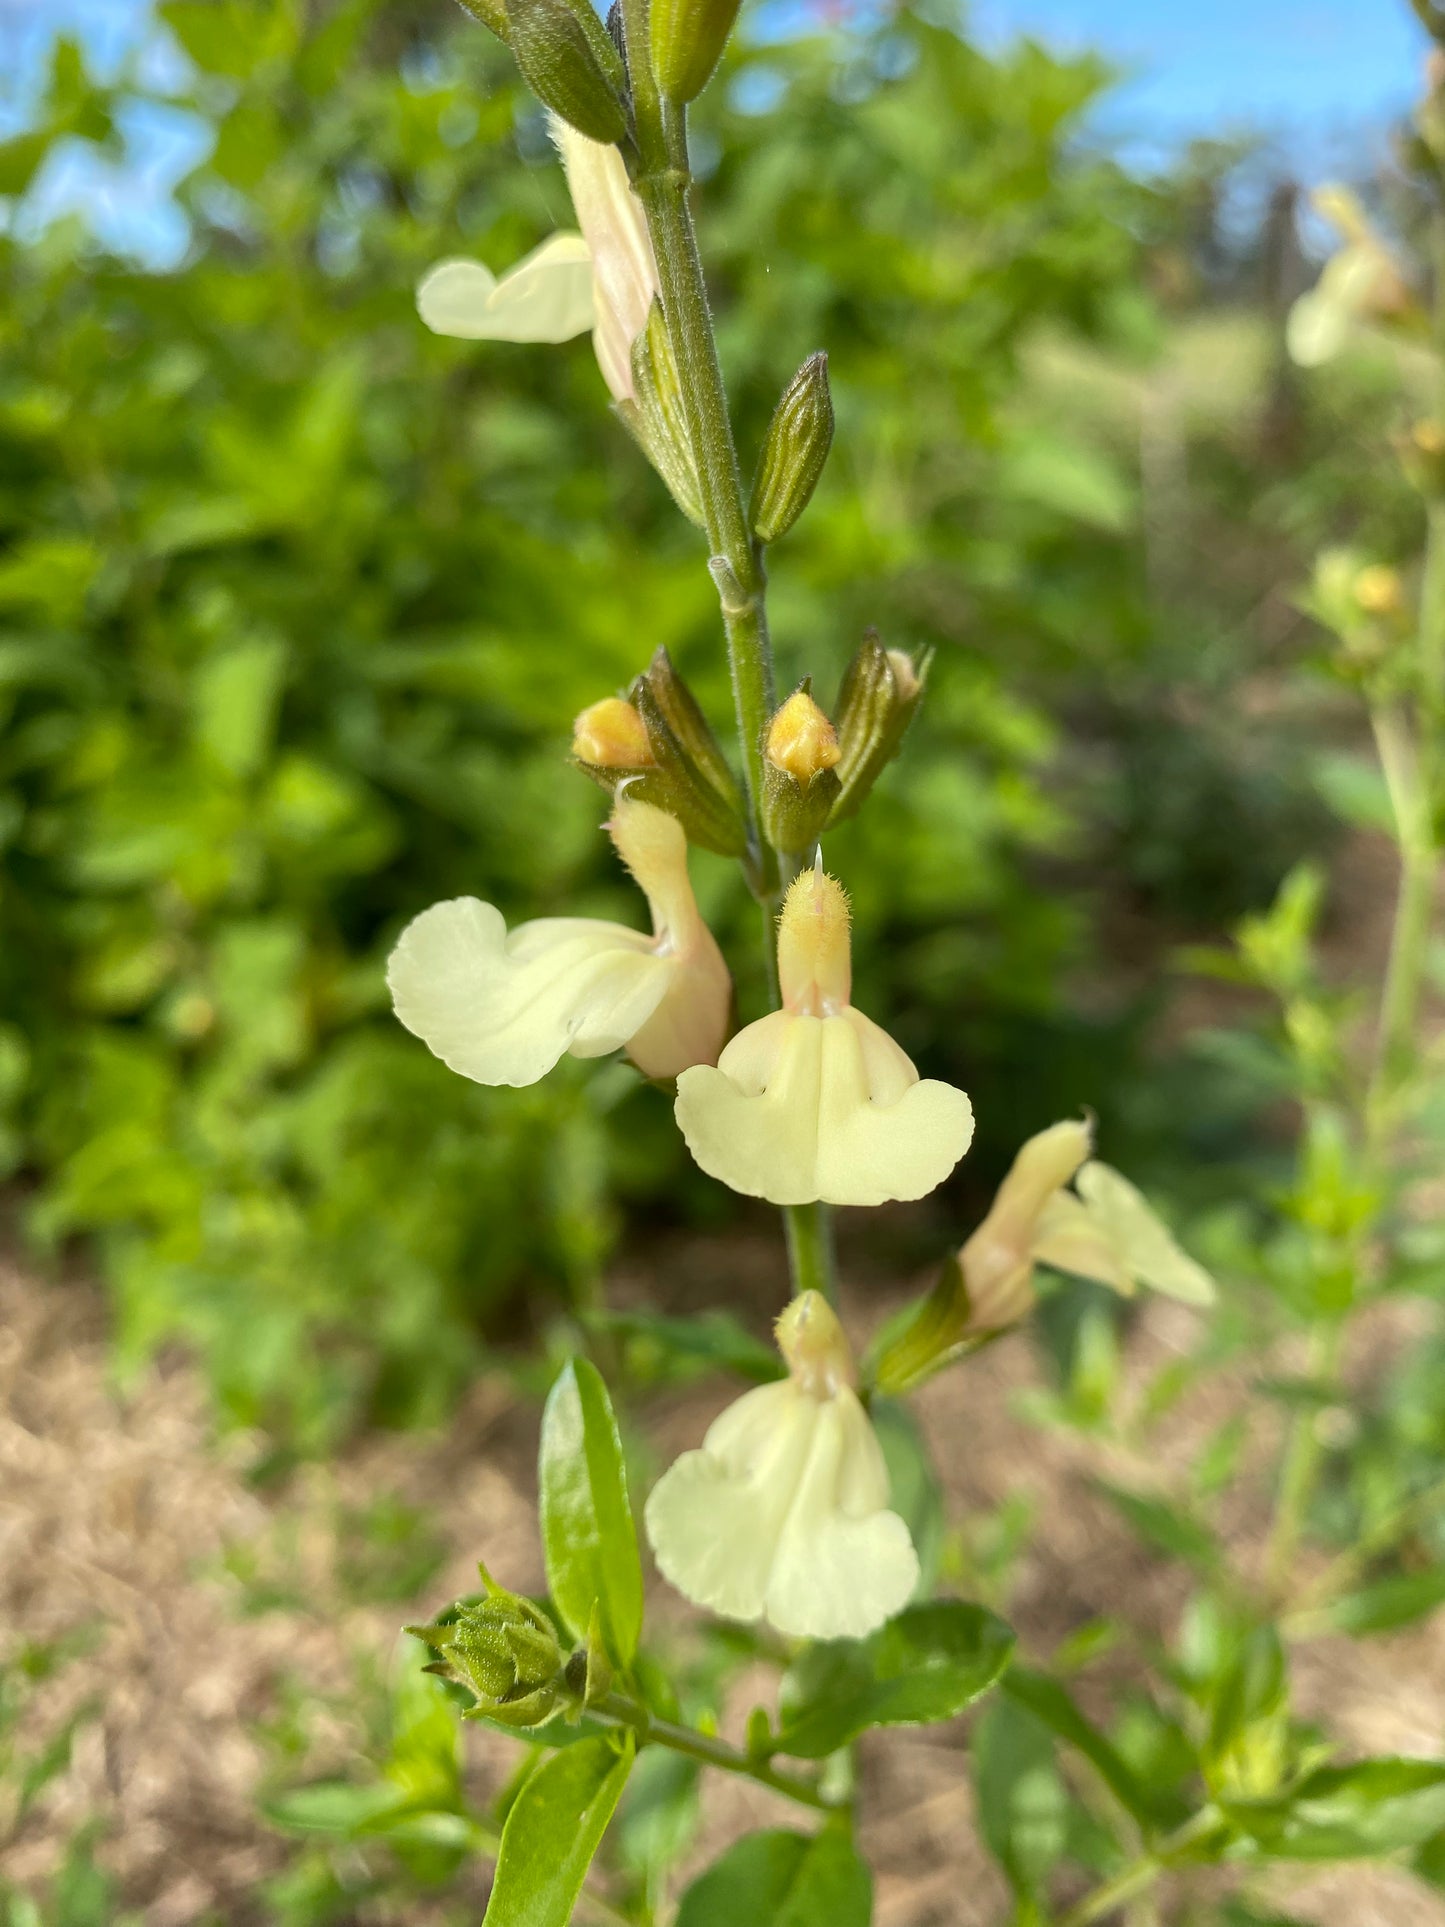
[
  {"left": 645, "top": 1292, "right": 918, "bottom": 1640},
  {"left": 416, "top": 118, "right": 658, "bottom": 405},
  {"left": 964, "top": 1119, "right": 1215, "bottom": 1329},
  {"left": 1033, "top": 1157, "right": 1215, "bottom": 1307},
  {"left": 388, "top": 795, "right": 730, "bottom": 1086},
  {"left": 1286, "top": 185, "right": 1414, "bottom": 369},
  {"left": 674, "top": 864, "right": 973, "bottom": 1205}
]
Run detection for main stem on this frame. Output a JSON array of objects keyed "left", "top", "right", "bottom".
[{"left": 623, "top": 27, "right": 838, "bottom": 1305}]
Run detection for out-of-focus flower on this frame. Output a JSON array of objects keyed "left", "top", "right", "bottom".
[
  {"left": 1032, "top": 1159, "right": 1216, "bottom": 1307},
  {"left": 645, "top": 1291, "right": 918, "bottom": 1639},
  {"left": 872, "top": 1120, "right": 1215, "bottom": 1396},
  {"left": 388, "top": 796, "right": 730, "bottom": 1086},
  {"left": 674, "top": 864, "right": 973, "bottom": 1205},
  {"left": 1286, "top": 186, "right": 1415, "bottom": 369},
  {"left": 958, "top": 1118, "right": 1094, "bottom": 1333},
  {"left": 416, "top": 118, "right": 659, "bottom": 403}
]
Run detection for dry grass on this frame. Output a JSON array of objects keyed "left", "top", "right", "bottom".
[{"left": 3, "top": 1237, "right": 1445, "bottom": 1926}]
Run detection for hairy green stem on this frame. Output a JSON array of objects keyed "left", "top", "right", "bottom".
[
  {"left": 591, "top": 1692, "right": 840, "bottom": 1811},
  {"left": 1054, "top": 1809, "right": 1227, "bottom": 1927},
  {"left": 622, "top": 23, "right": 839, "bottom": 1309}
]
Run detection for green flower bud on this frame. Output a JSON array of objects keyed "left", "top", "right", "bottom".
[
  {"left": 408, "top": 1564, "right": 567, "bottom": 1731},
  {"left": 651, "top": 0, "right": 742, "bottom": 105},
  {"left": 750, "top": 352, "right": 834, "bottom": 545},
  {"left": 868, "top": 1254, "right": 981, "bottom": 1399},
  {"left": 508, "top": 0, "right": 628, "bottom": 145},
  {"left": 827, "top": 631, "right": 928, "bottom": 826},
  {"left": 760, "top": 686, "right": 842, "bottom": 854},
  {"left": 571, "top": 647, "right": 748, "bottom": 857}
]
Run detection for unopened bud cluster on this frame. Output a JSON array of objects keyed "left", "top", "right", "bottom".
[{"left": 409, "top": 1564, "right": 569, "bottom": 1729}]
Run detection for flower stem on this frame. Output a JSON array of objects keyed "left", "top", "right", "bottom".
[
  {"left": 590, "top": 1692, "right": 841, "bottom": 1811},
  {"left": 623, "top": 36, "right": 775, "bottom": 873},
  {"left": 784, "top": 1202, "right": 839, "bottom": 1307},
  {"left": 621, "top": 31, "right": 839, "bottom": 1307}
]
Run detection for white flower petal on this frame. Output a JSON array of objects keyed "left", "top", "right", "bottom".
[
  {"left": 644, "top": 1382, "right": 818, "bottom": 1623},
  {"left": 644, "top": 1380, "right": 917, "bottom": 1641},
  {"left": 762, "top": 1391, "right": 918, "bottom": 1640},
  {"left": 417, "top": 236, "right": 595, "bottom": 344},
  {"left": 550, "top": 117, "right": 659, "bottom": 401},
  {"left": 675, "top": 1007, "right": 972, "bottom": 1207},
  {"left": 1076, "top": 1162, "right": 1216, "bottom": 1306},
  {"left": 387, "top": 898, "right": 669, "bottom": 1088},
  {"left": 1032, "top": 1189, "right": 1132, "bottom": 1293}
]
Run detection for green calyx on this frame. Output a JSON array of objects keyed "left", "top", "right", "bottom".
[
  {"left": 409, "top": 1563, "right": 568, "bottom": 1730},
  {"left": 650, "top": 0, "right": 743, "bottom": 105},
  {"left": 750, "top": 352, "right": 834, "bottom": 545}
]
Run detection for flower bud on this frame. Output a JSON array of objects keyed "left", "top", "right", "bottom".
[
  {"left": 828, "top": 631, "right": 928, "bottom": 826},
  {"left": 508, "top": 0, "right": 627, "bottom": 145},
  {"left": 572, "top": 697, "right": 655, "bottom": 769},
  {"left": 750, "top": 353, "right": 834, "bottom": 545},
  {"left": 572, "top": 651, "right": 748, "bottom": 856},
  {"left": 760, "top": 687, "right": 842, "bottom": 853},
  {"left": 1305, "top": 548, "right": 1410, "bottom": 673},
  {"left": 408, "top": 1565, "right": 567, "bottom": 1730},
  {"left": 1352, "top": 564, "right": 1404, "bottom": 618},
  {"left": 650, "top": 0, "right": 742, "bottom": 104}
]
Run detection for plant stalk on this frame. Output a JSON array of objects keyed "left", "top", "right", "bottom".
[
  {"left": 591, "top": 1693, "right": 840, "bottom": 1812},
  {"left": 1054, "top": 1809, "right": 1227, "bottom": 1927},
  {"left": 621, "top": 23, "right": 839, "bottom": 1306}
]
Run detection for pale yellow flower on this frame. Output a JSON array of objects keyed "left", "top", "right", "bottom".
[
  {"left": 1286, "top": 185, "right": 1413, "bottom": 369},
  {"left": 959, "top": 1118, "right": 1094, "bottom": 1332},
  {"left": 961, "top": 1119, "right": 1214, "bottom": 1331},
  {"left": 674, "top": 865, "right": 973, "bottom": 1206},
  {"left": 645, "top": 1292, "right": 918, "bottom": 1639},
  {"left": 387, "top": 797, "right": 730, "bottom": 1086},
  {"left": 415, "top": 119, "right": 659, "bottom": 404},
  {"left": 1033, "top": 1159, "right": 1215, "bottom": 1307}
]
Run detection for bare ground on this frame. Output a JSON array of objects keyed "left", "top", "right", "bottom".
[{"left": 4, "top": 1231, "right": 1445, "bottom": 1927}]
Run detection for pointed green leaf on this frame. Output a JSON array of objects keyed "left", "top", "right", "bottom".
[
  {"left": 539, "top": 1357, "right": 643, "bottom": 1664},
  {"left": 484, "top": 1734, "right": 634, "bottom": 1926},
  {"left": 676, "top": 1827, "right": 871, "bottom": 1927}
]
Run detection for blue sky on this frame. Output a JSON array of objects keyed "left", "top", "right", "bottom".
[{"left": 0, "top": 0, "right": 1427, "bottom": 261}]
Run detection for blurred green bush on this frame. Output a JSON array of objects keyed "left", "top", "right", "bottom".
[{"left": 0, "top": 0, "right": 1367, "bottom": 1443}]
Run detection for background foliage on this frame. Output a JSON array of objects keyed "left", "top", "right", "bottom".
[{"left": 0, "top": 0, "right": 1385, "bottom": 1447}]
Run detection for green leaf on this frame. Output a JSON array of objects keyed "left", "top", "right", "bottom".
[
  {"left": 1092, "top": 1480, "right": 1220, "bottom": 1573},
  {"left": 774, "top": 1601, "right": 1014, "bottom": 1760},
  {"left": 1319, "top": 1567, "right": 1445, "bottom": 1638},
  {"left": 870, "top": 1398, "right": 945, "bottom": 1595},
  {"left": 538, "top": 1358, "right": 644, "bottom": 1664},
  {"left": 589, "top": 1307, "right": 784, "bottom": 1386},
  {"left": 483, "top": 1734, "right": 634, "bottom": 1927},
  {"left": 1235, "top": 1759, "right": 1445, "bottom": 1861},
  {"left": 1000, "top": 1669, "right": 1164, "bottom": 1826},
  {"left": 972, "top": 1696, "right": 1069, "bottom": 1900},
  {"left": 675, "top": 1827, "right": 871, "bottom": 1927}
]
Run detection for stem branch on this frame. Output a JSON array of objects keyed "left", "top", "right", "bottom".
[{"left": 591, "top": 1693, "right": 841, "bottom": 1812}]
